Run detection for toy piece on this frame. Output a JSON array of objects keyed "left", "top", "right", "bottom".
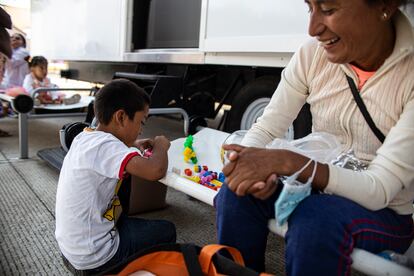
[
  {"left": 183, "top": 175, "right": 201, "bottom": 183},
  {"left": 184, "top": 168, "right": 193, "bottom": 176},
  {"left": 210, "top": 179, "right": 223, "bottom": 187},
  {"left": 181, "top": 166, "right": 224, "bottom": 191},
  {"left": 143, "top": 147, "right": 153, "bottom": 158},
  {"left": 183, "top": 135, "right": 198, "bottom": 164},
  {"left": 218, "top": 172, "right": 225, "bottom": 182}
]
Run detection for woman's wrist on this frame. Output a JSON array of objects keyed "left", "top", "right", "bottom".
[
  {"left": 279, "top": 150, "right": 329, "bottom": 190},
  {"left": 275, "top": 149, "right": 295, "bottom": 176}
]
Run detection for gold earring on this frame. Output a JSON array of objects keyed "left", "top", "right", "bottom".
[{"left": 382, "top": 12, "right": 388, "bottom": 20}]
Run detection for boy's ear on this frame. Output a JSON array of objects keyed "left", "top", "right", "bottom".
[{"left": 113, "top": 110, "right": 126, "bottom": 126}]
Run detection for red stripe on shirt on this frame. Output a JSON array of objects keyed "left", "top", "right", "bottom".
[{"left": 119, "top": 151, "right": 139, "bottom": 179}]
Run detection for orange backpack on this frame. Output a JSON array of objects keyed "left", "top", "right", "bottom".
[{"left": 111, "top": 243, "right": 273, "bottom": 276}]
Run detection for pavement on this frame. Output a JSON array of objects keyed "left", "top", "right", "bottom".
[{"left": 0, "top": 114, "right": 285, "bottom": 275}]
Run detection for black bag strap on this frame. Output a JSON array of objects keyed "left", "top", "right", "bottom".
[
  {"left": 180, "top": 243, "right": 204, "bottom": 276},
  {"left": 345, "top": 75, "right": 385, "bottom": 143}
]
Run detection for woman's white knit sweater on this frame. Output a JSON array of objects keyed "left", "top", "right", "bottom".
[{"left": 243, "top": 11, "right": 414, "bottom": 215}]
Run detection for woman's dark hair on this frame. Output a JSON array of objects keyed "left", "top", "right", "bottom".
[
  {"left": 29, "top": 56, "right": 48, "bottom": 68},
  {"left": 94, "top": 78, "right": 151, "bottom": 125}
]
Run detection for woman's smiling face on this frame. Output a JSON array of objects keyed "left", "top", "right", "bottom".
[{"left": 305, "top": 0, "right": 394, "bottom": 70}]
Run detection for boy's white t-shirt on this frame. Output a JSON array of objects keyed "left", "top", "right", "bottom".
[{"left": 55, "top": 130, "right": 139, "bottom": 270}]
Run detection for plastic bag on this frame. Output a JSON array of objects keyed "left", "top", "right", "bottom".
[
  {"left": 221, "top": 130, "right": 248, "bottom": 164},
  {"left": 266, "top": 132, "right": 342, "bottom": 163}
]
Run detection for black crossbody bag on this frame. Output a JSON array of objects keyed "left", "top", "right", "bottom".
[{"left": 345, "top": 75, "right": 385, "bottom": 143}]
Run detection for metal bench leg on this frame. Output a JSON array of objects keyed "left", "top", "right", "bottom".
[{"left": 18, "top": 113, "right": 28, "bottom": 159}]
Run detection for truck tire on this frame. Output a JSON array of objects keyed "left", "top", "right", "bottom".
[
  {"left": 224, "top": 76, "right": 312, "bottom": 139},
  {"left": 224, "top": 76, "right": 278, "bottom": 133}
]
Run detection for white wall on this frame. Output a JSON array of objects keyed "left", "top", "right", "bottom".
[
  {"left": 30, "top": 0, "right": 128, "bottom": 61},
  {"left": 202, "top": 0, "right": 309, "bottom": 53}
]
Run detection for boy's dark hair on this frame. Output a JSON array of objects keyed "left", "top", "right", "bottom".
[
  {"left": 29, "top": 56, "right": 48, "bottom": 68},
  {"left": 94, "top": 79, "right": 151, "bottom": 125}
]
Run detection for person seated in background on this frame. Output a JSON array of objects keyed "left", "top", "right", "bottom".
[
  {"left": 1, "top": 33, "right": 29, "bottom": 89},
  {"left": 23, "top": 55, "right": 59, "bottom": 104},
  {"left": 0, "top": 50, "right": 10, "bottom": 119},
  {"left": 23, "top": 56, "right": 80, "bottom": 105},
  {"left": 55, "top": 79, "right": 176, "bottom": 274}
]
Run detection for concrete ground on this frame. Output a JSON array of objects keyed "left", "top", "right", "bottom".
[{"left": 0, "top": 114, "right": 285, "bottom": 275}]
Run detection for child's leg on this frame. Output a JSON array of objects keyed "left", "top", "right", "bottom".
[
  {"left": 1, "top": 101, "right": 7, "bottom": 117},
  {"left": 285, "top": 194, "right": 414, "bottom": 276},
  {"left": 1, "top": 101, "right": 12, "bottom": 118},
  {"left": 63, "top": 93, "right": 81, "bottom": 105},
  {"left": 87, "top": 215, "right": 176, "bottom": 274},
  {"left": 36, "top": 93, "right": 52, "bottom": 104}
]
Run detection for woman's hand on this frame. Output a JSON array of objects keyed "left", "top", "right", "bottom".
[
  {"left": 248, "top": 174, "right": 279, "bottom": 200},
  {"left": 222, "top": 144, "right": 284, "bottom": 197},
  {"left": 223, "top": 144, "right": 330, "bottom": 195}
]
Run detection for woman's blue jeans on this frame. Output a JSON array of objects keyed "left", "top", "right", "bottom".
[{"left": 215, "top": 184, "right": 414, "bottom": 275}]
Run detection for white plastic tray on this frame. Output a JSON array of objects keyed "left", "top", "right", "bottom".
[{"left": 160, "top": 128, "right": 229, "bottom": 206}]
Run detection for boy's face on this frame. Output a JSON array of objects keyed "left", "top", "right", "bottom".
[{"left": 121, "top": 106, "right": 149, "bottom": 147}]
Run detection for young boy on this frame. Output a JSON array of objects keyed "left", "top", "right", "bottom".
[{"left": 55, "top": 79, "right": 176, "bottom": 274}]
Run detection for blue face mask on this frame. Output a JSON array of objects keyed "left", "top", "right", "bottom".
[{"left": 275, "top": 159, "right": 317, "bottom": 226}]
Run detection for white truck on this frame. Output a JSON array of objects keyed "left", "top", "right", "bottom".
[{"left": 30, "top": 0, "right": 312, "bottom": 134}]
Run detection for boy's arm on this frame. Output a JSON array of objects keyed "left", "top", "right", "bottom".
[{"left": 125, "top": 135, "right": 170, "bottom": 181}]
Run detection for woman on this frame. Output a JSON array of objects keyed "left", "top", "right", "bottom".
[
  {"left": 216, "top": 0, "right": 414, "bottom": 275},
  {"left": 1, "top": 33, "right": 29, "bottom": 88}
]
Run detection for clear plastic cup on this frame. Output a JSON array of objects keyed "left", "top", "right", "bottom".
[{"left": 221, "top": 130, "right": 247, "bottom": 164}]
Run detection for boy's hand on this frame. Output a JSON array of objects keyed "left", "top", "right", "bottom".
[
  {"left": 126, "top": 135, "right": 170, "bottom": 181},
  {"left": 154, "top": 135, "right": 170, "bottom": 151},
  {"left": 134, "top": 138, "right": 154, "bottom": 151}
]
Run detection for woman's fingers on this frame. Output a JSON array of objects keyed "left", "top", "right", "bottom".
[
  {"left": 246, "top": 181, "right": 266, "bottom": 194},
  {"left": 227, "top": 150, "right": 238, "bottom": 162},
  {"left": 251, "top": 174, "right": 278, "bottom": 200},
  {"left": 222, "top": 159, "right": 236, "bottom": 178},
  {"left": 222, "top": 143, "right": 245, "bottom": 152},
  {"left": 222, "top": 146, "right": 280, "bottom": 197},
  {"left": 235, "top": 179, "right": 256, "bottom": 196}
]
